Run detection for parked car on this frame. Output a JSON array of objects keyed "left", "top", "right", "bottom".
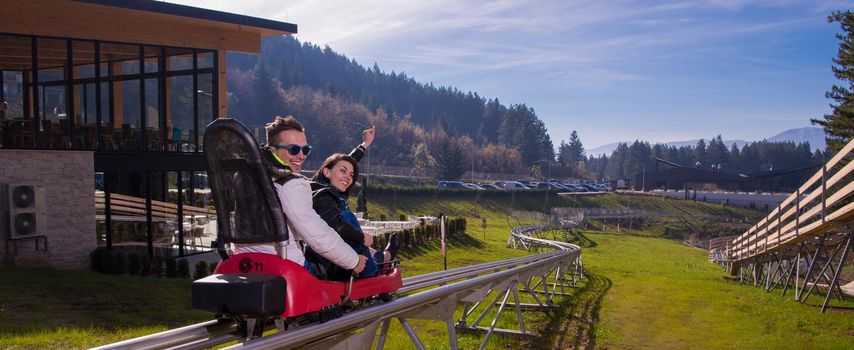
[
  {"left": 549, "top": 182, "right": 573, "bottom": 191},
  {"left": 579, "top": 183, "right": 599, "bottom": 191},
  {"left": 479, "top": 183, "right": 502, "bottom": 190},
  {"left": 437, "top": 181, "right": 467, "bottom": 189},
  {"left": 463, "top": 182, "right": 483, "bottom": 190},
  {"left": 503, "top": 181, "right": 531, "bottom": 190},
  {"left": 566, "top": 184, "right": 588, "bottom": 192},
  {"left": 593, "top": 183, "right": 613, "bottom": 191},
  {"left": 516, "top": 179, "right": 535, "bottom": 187},
  {"left": 535, "top": 182, "right": 564, "bottom": 190}
]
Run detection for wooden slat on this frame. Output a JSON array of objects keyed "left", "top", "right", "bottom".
[
  {"left": 95, "top": 191, "right": 213, "bottom": 219},
  {"left": 728, "top": 138, "right": 854, "bottom": 266}
]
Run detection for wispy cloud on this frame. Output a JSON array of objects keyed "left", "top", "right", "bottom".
[{"left": 169, "top": 0, "right": 847, "bottom": 147}]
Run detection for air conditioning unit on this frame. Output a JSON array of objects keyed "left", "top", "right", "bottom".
[{"left": 0, "top": 184, "right": 46, "bottom": 240}]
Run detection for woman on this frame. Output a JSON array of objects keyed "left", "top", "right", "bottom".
[{"left": 304, "top": 128, "right": 399, "bottom": 280}]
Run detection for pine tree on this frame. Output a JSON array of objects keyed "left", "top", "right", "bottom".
[
  {"left": 434, "top": 137, "right": 466, "bottom": 180},
  {"left": 812, "top": 10, "right": 854, "bottom": 152}
]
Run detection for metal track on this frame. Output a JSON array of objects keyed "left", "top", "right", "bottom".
[{"left": 93, "top": 224, "right": 582, "bottom": 350}]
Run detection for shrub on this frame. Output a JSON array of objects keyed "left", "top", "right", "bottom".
[
  {"left": 151, "top": 256, "right": 165, "bottom": 277},
  {"left": 398, "top": 213, "right": 407, "bottom": 221},
  {"left": 110, "top": 251, "right": 126, "bottom": 275},
  {"left": 127, "top": 253, "right": 142, "bottom": 276},
  {"left": 177, "top": 259, "right": 190, "bottom": 278},
  {"left": 140, "top": 254, "right": 152, "bottom": 277},
  {"left": 89, "top": 247, "right": 111, "bottom": 273},
  {"left": 165, "top": 258, "right": 177, "bottom": 278},
  {"left": 194, "top": 261, "right": 210, "bottom": 280},
  {"left": 379, "top": 213, "right": 387, "bottom": 221}
]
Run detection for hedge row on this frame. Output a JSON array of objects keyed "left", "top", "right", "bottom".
[
  {"left": 374, "top": 217, "right": 467, "bottom": 250},
  {"left": 89, "top": 247, "right": 214, "bottom": 279}
]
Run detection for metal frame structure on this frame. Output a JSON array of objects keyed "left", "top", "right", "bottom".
[
  {"left": 93, "top": 224, "right": 583, "bottom": 350},
  {"left": 728, "top": 139, "right": 854, "bottom": 313}
]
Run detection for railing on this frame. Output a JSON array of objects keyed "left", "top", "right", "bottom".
[
  {"left": 95, "top": 191, "right": 214, "bottom": 219},
  {"left": 92, "top": 224, "right": 582, "bottom": 350},
  {"left": 728, "top": 139, "right": 854, "bottom": 262},
  {"left": 725, "top": 139, "right": 853, "bottom": 313}
]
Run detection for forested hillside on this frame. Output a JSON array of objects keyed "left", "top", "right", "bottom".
[
  {"left": 225, "top": 36, "right": 827, "bottom": 182},
  {"left": 227, "top": 36, "right": 552, "bottom": 177}
]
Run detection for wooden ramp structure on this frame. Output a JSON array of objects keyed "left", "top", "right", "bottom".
[{"left": 726, "top": 139, "right": 854, "bottom": 313}]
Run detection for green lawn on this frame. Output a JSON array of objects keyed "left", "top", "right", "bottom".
[
  {"left": 584, "top": 232, "right": 854, "bottom": 349},
  {"left": 0, "top": 266, "right": 209, "bottom": 349},
  {"left": 1, "top": 193, "right": 849, "bottom": 349}
]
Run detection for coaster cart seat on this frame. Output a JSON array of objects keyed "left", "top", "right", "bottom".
[{"left": 190, "top": 119, "right": 402, "bottom": 338}]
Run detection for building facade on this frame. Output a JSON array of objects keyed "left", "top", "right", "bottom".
[{"left": 0, "top": 0, "right": 296, "bottom": 269}]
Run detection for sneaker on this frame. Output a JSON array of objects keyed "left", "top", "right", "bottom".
[{"left": 384, "top": 233, "right": 400, "bottom": 260}]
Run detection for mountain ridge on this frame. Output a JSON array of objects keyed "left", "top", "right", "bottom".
[{"left": 587, "top": 127, "right": 825, "bottom": 156}]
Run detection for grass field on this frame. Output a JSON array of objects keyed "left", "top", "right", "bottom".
[
  {"left": 0, "top": 265, "right": 208, "bottom": 349},
  {"left": 583, "top": 232, "right": 854, "bottom": 349},
  {"left": 1, "top": 192, "right": 851, "bottom": 349}
]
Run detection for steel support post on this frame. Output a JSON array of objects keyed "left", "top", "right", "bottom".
[
  {"left": 398, "top": 318, "right": 427, "bottom": 350},
  {"left": 796, "top": 238, "right": 825, "bottom": 302},
  {"left": 821, "top": 232, "right": 852, "bottom": 313},
  {"left": 801, "top": 238, "right": 842, "bottom": 304},
  {"left": 511, "top": 287, "right": 526, "bottom": 334},
  {"left": 477, "top": 287, "right": 512, "bottom": 350},
  {"left": 446, "top": 319, "right": 459, "bottom": 350},
  {"left": 375, "top": 318, "right": 391, "bottom": 350}
]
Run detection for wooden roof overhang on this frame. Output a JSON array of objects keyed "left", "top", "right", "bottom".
[{"left": 0, "top": 0, "right": 297, "bottom": 54}]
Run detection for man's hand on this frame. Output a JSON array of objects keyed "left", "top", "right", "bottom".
[
  {"left": 361, "top": 125, "right": 376, "bottom": 149},
  {"left": 364, "top": 233, "right": 374, "bottom": 247},
  {"left": 353, "top": 255, "right": 368, "bottom": 274}
]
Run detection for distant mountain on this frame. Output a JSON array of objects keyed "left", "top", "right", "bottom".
[
  {"left": 587, "top": 139, "right": 748, "bottom": 156},
  {"left": 586, "top": 142, "right": 620, "bottom": 156},
  {"left": 766, "top": 127, "right": 826, "bottom": 151},
  {"left": 586, "top": 127, "right": 826, "bottom": 157}
]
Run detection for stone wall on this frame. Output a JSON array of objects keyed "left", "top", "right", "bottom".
[{"left": 0, "top": 150, "right": 95, "bottom": 270}]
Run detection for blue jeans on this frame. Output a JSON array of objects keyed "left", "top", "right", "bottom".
[{"left": 304, "top": 243, "right": 384, "bottom": 281}]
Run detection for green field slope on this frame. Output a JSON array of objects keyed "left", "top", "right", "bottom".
[{"left": 1, "top": 191, "right": 850, "bottom": 349}]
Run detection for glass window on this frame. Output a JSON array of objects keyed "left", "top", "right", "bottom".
[
  {"left": 144, "top": 78, "right": 161, "bottom": 151},
  {"left": 118, "top": 79, "right": 140, "bottom": 150},
  {"left": 0, "top": 35, "right": 33, "bottom": 71},
  {"left": 197, "top": 73, "right": 213, "bottom": 151},
  {"left": 197, "top": 51, "right": 214, "bottom": 69},
  {"left": 37, "top": 38, "right": 67, "bottom": 83},
  {"left": 73, "top": 82, "right": 97, "bottom": 149},
  {"left": 143, "top": 46, "right": 160, "bottom": 74},
  {"left": 39, "top": 85, "right": 68, "bottom": 149},
  {"left": 101, "top": 43, "right": 140, "bottom": 76},
  {"left": 72, "top": 40, "right": 96, "bottom": 80},
  {"left": 167, "top": 75, "right": 193, "bottom": 152},
  {"left": 2, "top": 71, "right": 24, "bottom": 119},
  {"left": 166, "top": 47, "right": 194, "bottom": 71}
]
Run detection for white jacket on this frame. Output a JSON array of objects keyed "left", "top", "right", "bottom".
[{"left": 234, "top": 175, "right": 359, "bottom": 270}]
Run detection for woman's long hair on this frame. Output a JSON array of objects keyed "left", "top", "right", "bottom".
[{"left": 311, "top": 153, "right": 360, "bottom": 195}]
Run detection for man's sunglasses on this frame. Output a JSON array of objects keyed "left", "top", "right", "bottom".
[{"left": 271, "top": 144, "right": 312, "bottom": 156}]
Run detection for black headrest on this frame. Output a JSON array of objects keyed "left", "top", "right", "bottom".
[{"left": 203, "top": 119, "right": 289, "bottom": 244}]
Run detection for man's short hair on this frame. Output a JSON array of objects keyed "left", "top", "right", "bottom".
[{"left": 265, "top": 115, "right": 304, "bottom": 144}]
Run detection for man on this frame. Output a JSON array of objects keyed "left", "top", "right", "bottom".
[{"left": 233, "top": 115, "right": 367, "bottom": 275}]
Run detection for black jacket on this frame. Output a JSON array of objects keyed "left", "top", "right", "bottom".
[{"left": 310, "top": 144, "right": 367, "bottom": 245}]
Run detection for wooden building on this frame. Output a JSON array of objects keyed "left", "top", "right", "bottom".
[{"left": 0, "top": 0, "right": 296, "bottom": 268}]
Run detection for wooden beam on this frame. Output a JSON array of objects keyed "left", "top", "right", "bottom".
[
  {"left": 217, "top": 49, "right": 227, "bottom": 118},
  {"left": 111, "top": 62, "right": 122, "bottom": 127}
]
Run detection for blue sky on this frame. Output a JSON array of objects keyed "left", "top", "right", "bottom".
[{"left": 172, "top": 0, "right": 852, "bottom": 150}]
